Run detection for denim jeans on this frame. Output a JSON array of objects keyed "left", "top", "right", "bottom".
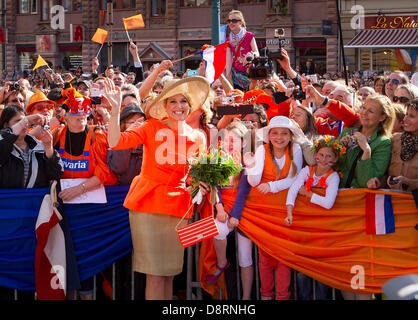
[{"left": 297, "top": 272, "right": 329, "bottom": 300}]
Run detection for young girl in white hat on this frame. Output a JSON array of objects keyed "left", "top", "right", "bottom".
[{"left": 245, "top": 115, "right": 304, "bottom": 300}]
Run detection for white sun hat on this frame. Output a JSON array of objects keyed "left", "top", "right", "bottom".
[{"left": 256, "top": 116, "right": 305, "bottom": 143}]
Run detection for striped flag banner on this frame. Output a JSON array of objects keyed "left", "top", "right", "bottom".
[
  {"left": 177, "top": 216, "right": 219, "bottom": 248},
  {"left": 365, "top": 193, "right": 395, "bottom": 235},
  {"left": 198, "top": 43, "right": 228, "bottom": 84}
]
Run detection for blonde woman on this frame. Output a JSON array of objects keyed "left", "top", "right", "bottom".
[
  {"left": 106, "top": 77, "right": 210, "bottom": 300},
  {"left": 337, "top": 94, "right": 395, "bottom": 189},
  {"left": 225, "top": 10, "right": 259, "bottom": 92}
]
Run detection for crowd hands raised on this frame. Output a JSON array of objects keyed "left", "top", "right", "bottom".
[{"left": 0, "top": 9, "right": 417, "bottom": 301}]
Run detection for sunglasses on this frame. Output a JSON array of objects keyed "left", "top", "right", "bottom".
[
  {"left": 34, "top": 104, "right": 54, "bottom": 111},
  {"left": 68, "top": 98, "right": 92, "bottom": 117},
  {"left": 386, "top": 78, "right": 400, "bottom": 85},
  {"left": 393, "top": 96, "right": 410, "bottom": 103},
  {"left": 227, "top": 19, "right": 241, "bottom": 24}
]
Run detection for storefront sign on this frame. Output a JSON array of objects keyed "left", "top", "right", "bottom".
[
  {"left": 366, "top": 16, "right": 418, "bottom": 29},
  {"left": 70, "top": 24, "right": 84, "bottom": 42}
]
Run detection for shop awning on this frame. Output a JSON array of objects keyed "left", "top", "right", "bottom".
[{"left": 345, "top": 28, "right": 418, "bottom": 48}]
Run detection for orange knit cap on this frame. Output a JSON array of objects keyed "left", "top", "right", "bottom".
[{"left": 243, "top": 89, "right": 267, "bottom": 104}]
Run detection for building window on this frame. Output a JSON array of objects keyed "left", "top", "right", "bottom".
[
  {"left": 31, "top": 0, "right": 38, "bottom": 13},
  {"left": 237, "top": 0, "right": 265, "bottom": 3},
  {"left": 181, "top": 0, "right": 211, "bottom": 7},
  {"left": 19, "top": 0, "right": 38, "bottom": 14},
  {"left": 99, "top": 0, "right": 136, "bottom": 9},
  {"left": 270, "top": 0, "right": 288, "bottom": 14},
  {"left": 61, "top": 0, "right": 82, "bottom": 11},
  {"left": 41, "top": 0, "right": 53, "bottom": 20},
  {"left": 152, "top": 0, "right": 166, "bottom": 16}
]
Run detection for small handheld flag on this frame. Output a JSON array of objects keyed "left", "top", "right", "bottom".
[
  {"left": 122, "top": 14, "right": 144, "bottom": 41},
  {"left": 91, "top": 28, "right": 108, "bottom": 58},
  {"left": 91, "top": 28, "right": 108, "bottom": 45},
  {"left": 33, "top": 55, "right": 49, "bottom": 71},
  {"left": 200, "top": 43, "right": 228, "bottom": 84}
]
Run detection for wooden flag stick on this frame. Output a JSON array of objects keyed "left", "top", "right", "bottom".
[
  {"left": 95, "top": 43, "right": 105, "bottom": 58},
  {"left": 172, "top": 54, "right": 196, "bottom": 64},
  {"left": 125, "top": 29, "right": 131, "bottom": 42}
]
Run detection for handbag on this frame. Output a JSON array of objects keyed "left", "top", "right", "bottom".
[
  {"left": 177, "top": 215, "right": 219, "bottom": 248},
  {"left": 175, "top": 190, "right": 219, "bottom": 248}
]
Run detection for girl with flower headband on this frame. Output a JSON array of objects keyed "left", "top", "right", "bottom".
[{"left": 285, "top": 135, "right": 344, "bottom": 226}]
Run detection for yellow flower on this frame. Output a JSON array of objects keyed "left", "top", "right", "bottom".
[
  {"left": 340, "top": 147, "right": 347, "bottom": 155},
  {"left": 314, "top": 140, "right": 319, "bottom": 147},
  {"left": 324, "top": 136, "right": 331, "bottom": 143}
]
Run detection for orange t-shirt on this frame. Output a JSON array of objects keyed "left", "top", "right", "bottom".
[{"left": 112, "top": 118, "right": 204, "bottom": 217}]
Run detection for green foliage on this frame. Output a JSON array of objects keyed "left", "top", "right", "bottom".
[{"left": 188, "top": 146, "right": 243, "bottom": 198}]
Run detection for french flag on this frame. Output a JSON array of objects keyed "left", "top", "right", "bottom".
[
  {"left": 199, "top": 43, "right": 228, "bottom": 84},
  {"left": 35, "top": 182, "right": 66, "bottom": 300},
  {"left": 365, "top": 193, "right": 395, "bottom": 235}
]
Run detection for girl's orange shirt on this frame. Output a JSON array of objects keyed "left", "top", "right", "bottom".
[{"left": 112, "top": 118, "right": 203, "bottom": 217}]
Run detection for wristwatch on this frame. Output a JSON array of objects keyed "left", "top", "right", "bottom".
[{"left": 321, "top": 96, "right": 329, "bottom": 106}]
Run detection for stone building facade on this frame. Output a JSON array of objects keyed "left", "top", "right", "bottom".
[{"left": 2, "top": 0, "right": 341, "bottom": 77}]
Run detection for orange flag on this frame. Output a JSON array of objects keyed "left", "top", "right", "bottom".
[
  {"left": 91, "top": 28, "right": 108, "bottom": 45},
  {"left": 122, "top": 14, "right": 145, "bottom": 30},
  {"left": 33, "top": 55, "right": 48, "bottom": 71}
]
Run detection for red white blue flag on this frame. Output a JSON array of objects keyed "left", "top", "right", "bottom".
[
  {"left": 35, "top": 182, "right": 66, "bottom": 300},
  {"left": 365, "top": 193, "right": 395, "bottom": 235},
  {"left": 199, "top": 43, "right": 228, "bottom": 84}
]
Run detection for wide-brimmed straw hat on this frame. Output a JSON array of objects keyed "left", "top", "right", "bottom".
[
  {"left": 256, "top": 115, "right": 305, "bottom": 143},
  {"left": 145, "top": 76, "right": 210, "bottom": 120}
]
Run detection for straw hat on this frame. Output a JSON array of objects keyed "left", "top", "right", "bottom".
[
  {"left": 256, "top": 116, "right": 304, "bottom": 143},
  {"left": 145, "top": 76, "right": 210, "bottom": 120},
  {"left": 26, "top": 91, "right": 55, "bottom": 113}
]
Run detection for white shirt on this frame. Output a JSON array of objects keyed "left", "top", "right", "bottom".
[
  {"left": 286, "top": 165, "right": 340, "bottom": 210},
  {"left": 247, "top": 143, "right": 303, "bottom": 193}
]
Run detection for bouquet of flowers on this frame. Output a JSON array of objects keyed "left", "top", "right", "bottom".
[{"left": 188, "top": 140, "right": 243, "bottom": 205}]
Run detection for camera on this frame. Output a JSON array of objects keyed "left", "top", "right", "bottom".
[
  {"left": 272, "top": 28, "right": 285, "bottom": 61},
  {"left": 292, "top": 89, "right": 306, "bottom": 101},
  {"left": 9, "top": 82, "right": 20, "bottom": 91},
  {"left": 388, "top": 176, "right": 398, "bottom": 185},
  {"left": 91, "top": 96, "right": 102, "bottom": 105},
  {"left": 222, "top": 96, "right": 235, "bottom": 105},
  {"left": 247, "top": 48, "right": 274, "bottom": 80}
]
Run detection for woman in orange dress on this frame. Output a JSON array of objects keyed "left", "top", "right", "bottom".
[{"left": 105, "top": 75, "right": 210, "bottom": 300}]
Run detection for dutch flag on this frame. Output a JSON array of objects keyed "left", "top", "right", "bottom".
[
  {"left": 365, "top": 193, "right": 396, "bottom": 235},
  {"left": 198, "top": 42, "right": 228, "bottom": 84}
]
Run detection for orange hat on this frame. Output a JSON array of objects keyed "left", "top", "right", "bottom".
[
  {"left": 254, "top": 94, "right": 275, "bottom": 108},
  {"left": 26, "top": 91, "right": 55, "bottom": 113},
  {"left": 243, "top": 89, "right": 267, "bottom": 104}
]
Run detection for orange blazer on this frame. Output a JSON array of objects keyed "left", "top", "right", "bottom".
[{"left": 112, "top": 118, "right": 203, "bottom": 217}]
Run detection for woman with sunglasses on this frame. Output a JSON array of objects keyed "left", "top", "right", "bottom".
[
  {"left": 52, "top": 88, "right": 118, "bottom": 300},
  {"left": 225, "top": 10, "right": 259, "bottom": 92},
  {"left": 393, "top": 83, "right": 418, "bottom": 106}
]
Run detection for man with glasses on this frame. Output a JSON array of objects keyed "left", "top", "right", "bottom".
[
  {"left": 385, "top": 71, "right": 409, "bottom": 101},
  {"left": 26, "top": 91, "right": 62, "bottom": 138}
]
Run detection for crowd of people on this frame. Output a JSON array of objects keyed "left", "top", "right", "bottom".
[{"left": 0, "top": 9, "right": 417, "bottom": 301}]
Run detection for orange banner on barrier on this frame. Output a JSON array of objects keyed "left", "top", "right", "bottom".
[{"left": 218, "top": 188, "right": 418, "bottom": 294}]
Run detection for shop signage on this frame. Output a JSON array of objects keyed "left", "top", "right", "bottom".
[
  {"left": 366, "top": 16, "right": 418, "bottom": 29},
  {"left": 70, "top": 24, "right": 84, "bottom": 42},
  {"left": 266, "top": 39, "right": 290, "bottom": 46}
]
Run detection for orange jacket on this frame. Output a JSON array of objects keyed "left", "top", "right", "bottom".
[{"left": 112, "top": 118, "right": 203, "bottom": 217}]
